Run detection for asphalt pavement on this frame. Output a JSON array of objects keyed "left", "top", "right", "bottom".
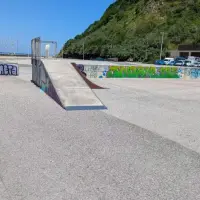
[
  {"left": 1, "top": 61, "right": 200, "bottom": 199},
  {"left": 92, "top": 78, "right": 200, "bottom": 154}
]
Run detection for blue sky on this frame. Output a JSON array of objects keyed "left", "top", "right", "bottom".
[{"left": 0, "top": 0, "right": 113, "bottom": 53}]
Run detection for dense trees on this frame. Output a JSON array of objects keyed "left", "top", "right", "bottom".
[{"left": 59, "top": 0, "right": 200, "bottom": 62}]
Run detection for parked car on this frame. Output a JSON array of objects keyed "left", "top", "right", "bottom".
[
  {"left": 168, "top": 60, "right": 175, "bottom": 66},
  {"left": 175, "top": 57, "right": 186, "bottom": 61},
  {"left": 95, "top": 57, "right": 104, "bottom": 61},
  {"left": 174, "top": 60, "right": 185, "bottom": 66},
  {"left": 193, "top": 62, "right": 200, "bottom": 67},
  {"left": 155, "top": 60, "right": 165, "bottom": 65},
  {"left": 184, "top": 60, "right": 200, "bottom": 67},
  {"left": 184, "top": 60, "right": 193, "bottom": 67},
  {"left": 187, "top": 56, "right": 200, "bottom": 62},
  {"left": 163, "top": 58, "right": 174, "bottom": 65}
]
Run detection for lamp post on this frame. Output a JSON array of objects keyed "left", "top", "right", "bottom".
[{"left": 160, "top": 32, "right": 164, "bottom": 60}]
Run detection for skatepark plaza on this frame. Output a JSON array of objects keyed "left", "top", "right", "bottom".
[{"left": 1, "top": 54, "right": 200, "bottom": 199}]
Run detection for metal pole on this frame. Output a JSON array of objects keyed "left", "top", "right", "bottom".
[
  {"left": 62, "top": 45, "right": 64, "bottom": 59},
  {"left": 83, "top": 41, "right": 85, "bottom": 60},
  {"left": 145, "top": 37, "right": 148, "bottom": 60},
  {"left": 55, "top": 42, "right": 57, "bottom": 58},
  {"left": 160, "top": 32, "right": 164, "bottom": 60},
  {"left": 16, "top": 40, "right": 19, "bottom": 63}
]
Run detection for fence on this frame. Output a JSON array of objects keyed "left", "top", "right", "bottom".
[{"left": 31, "top": 37, "right": 41, "bottom": 85}]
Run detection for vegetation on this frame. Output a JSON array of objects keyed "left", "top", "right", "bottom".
[{"left": 59, "top": 0, "right": 200, "bottom": 62}]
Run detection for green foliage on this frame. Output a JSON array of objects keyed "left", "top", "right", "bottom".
[{"left": 59, "top": 0, "right": 200, "bottom": 61}]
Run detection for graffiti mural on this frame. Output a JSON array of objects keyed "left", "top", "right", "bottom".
[
  {"left": 190, "top": 68, "right": 200, "bottom": 78},
  {"left": 106, "top": 66, "right": 179, "bottom": 78},
  {"left": 89, "top": 65, "right": 98, "bottom": 78},
  {"left": 178, "top": 68, "right": 184, "bottom": 78},
  {"left": 74, "top": 63, "right": 200, "bottom": 79},
  {"left": 0, "top": 64, "right": 18, "bottom": 76},
  {"left": 178, "top": 68, "right": 200, "bottom": 79},
  {"left": 76, "top": 64, "right": 87, "bottom": 76},
  {"left": 76, "top": 64, "right": 109, "bottom": 78}
]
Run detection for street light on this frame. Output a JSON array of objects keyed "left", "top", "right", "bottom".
[{"left": 160, "top": 32, "right": 164, "bottom": 60}]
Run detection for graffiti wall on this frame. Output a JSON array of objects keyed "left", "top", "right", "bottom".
[
  {"left": 106, "top": 66, "right": 179, "bottom": 78},
  {"left": 76, "top": 64, "right": 109, "bottom": 78},
  {"left": 74, "top": 64, "right": 200, "bottom": 79},
  {"left": 0, "top": 63, "right": 18, "bottom": 76}
]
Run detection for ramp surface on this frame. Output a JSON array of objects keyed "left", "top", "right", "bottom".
[{"left": 41, "top": 59, "right": 106, "bottom": 110}]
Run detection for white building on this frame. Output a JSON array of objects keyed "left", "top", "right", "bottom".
[{"left": 170, "top": 44, "right": 200, "bottom": 58}]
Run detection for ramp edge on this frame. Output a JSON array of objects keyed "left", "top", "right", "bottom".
[{"left": 65, "top": 105, "right": 107, "bottom": 111}]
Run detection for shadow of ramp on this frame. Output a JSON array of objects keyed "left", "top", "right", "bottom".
[{"left": 31, "top": 59, "right": 107, "bottom": 111}]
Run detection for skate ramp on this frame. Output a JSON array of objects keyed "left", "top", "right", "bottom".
[{"left": 32, "top": 59, "right": 106, "bottom": 111}]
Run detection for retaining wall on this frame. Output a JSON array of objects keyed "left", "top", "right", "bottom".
[{"left": 75, "top": 64, "right": 200, "bottom": 79}]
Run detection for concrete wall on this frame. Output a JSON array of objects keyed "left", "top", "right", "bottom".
[
  {"left": 75, "top": 64, "right": 200, "bottom": 79},
  {"left": 169, "top": 50, "right": 179, "bottom": 58},
  {"left": 32, "top": 59, "right": 62, "bottom": 107}
]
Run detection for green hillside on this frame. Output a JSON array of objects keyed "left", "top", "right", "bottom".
[{"left": 59, "top": 0, "right": 200, "bottom": 62}]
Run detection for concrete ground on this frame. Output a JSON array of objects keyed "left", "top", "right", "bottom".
[
  {"left": 1, "top": 60, "right": 200, "bottom": 199},
  {"left": 0, "top": 56, "right": 156, "bottom": 67},
  {"left": 92, "top": 78, "right": 200, "bottom": 154}
]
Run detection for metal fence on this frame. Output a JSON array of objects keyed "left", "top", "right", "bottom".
[
  {"left": 31, "top": 37, "right": 41, "bottom": 85},
  {"left": 31, "top": 37, "right": 58, "bottom": 86},
  {"left": 41, "top": 41, "right": 57, "bottom": 58}
]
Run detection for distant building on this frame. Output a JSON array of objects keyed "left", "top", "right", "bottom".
[{"left": 170, "top": 44, "right": 200, "bottom": 58}]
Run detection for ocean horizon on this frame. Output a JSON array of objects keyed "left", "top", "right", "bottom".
[{"left": 0, "top": 52, "right": 29, "bottom": 55}]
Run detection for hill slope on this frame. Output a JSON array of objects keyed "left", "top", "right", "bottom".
[{"left": 59, "top": 0, "right": 200, "bottom": 62}]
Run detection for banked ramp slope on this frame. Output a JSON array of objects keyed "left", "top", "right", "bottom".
[{"left": 32, "top": 59, "right": 106, "bottom": 111}]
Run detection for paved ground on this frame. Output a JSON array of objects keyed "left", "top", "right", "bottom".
[
  {"left": 0, "top": 56, "right": 157, "bottom": 67},
  {"left": 92, "top": 78, "right": 200, "bottom": 154},
  {"left": 1, "top": 60, "right": 200, "bottom": 199}
]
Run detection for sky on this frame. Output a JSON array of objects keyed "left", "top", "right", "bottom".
[{"left": 0, "top": 0, "right": 114, "bottom": 53}]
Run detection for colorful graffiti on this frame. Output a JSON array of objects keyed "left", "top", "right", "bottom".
[
  {"left": 177, "top": 68, "right": 200, "bottom": 79},
  {"left": 76, "top": 64, "right": 87, "bottom": 76},
  {"left": 74, "top": 63, "right": 200, "bottom": 79},
  {"left": 106, "top": 66, "right": 179, "bottom": 78},
  {"left": 75, "top": 64, "right": 108, "bottom": 78},
  {"left": 0, "top": 64, "right": 18, "bottom": 76}
]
